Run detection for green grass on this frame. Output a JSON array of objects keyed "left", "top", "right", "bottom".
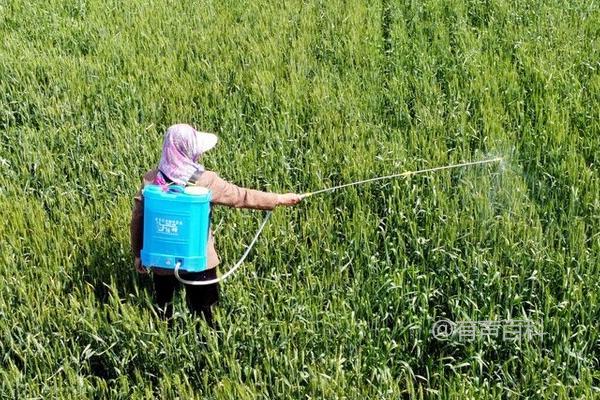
[{"left": 0, "top": 0, "right": 598, "bottom": 398}]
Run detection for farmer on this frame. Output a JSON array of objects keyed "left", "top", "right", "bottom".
[{"left": 130, "top": 123, "right": 302, "bottom": 326}]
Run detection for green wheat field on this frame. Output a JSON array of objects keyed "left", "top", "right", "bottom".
[{"left": 0, "top": 0, "right": 598, "bottom": 398}]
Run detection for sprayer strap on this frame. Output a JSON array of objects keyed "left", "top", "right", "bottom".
[{"left": 188, "top": 170, "right": 202, "bottom": 185}]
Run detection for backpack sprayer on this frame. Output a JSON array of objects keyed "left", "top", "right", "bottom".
[{"left": 140, "top": 157, "right": 502, "bottom": 285}]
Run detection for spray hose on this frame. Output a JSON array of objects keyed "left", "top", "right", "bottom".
[
  {"left": 174, "top": 210, "right": 273, "bottom": 286},
  {"left": 173, "top": 157, "right": 502, "bottom": 285}
]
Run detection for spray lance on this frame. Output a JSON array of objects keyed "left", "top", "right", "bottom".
[{"left": 140, "top": 157, "right": 502, "bottom": 285}]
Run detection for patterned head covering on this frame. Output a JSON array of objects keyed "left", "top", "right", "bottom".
[{"left": 156, "top": 124, "right": 218, "bottom": 185}]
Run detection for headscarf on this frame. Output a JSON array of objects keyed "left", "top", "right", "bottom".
[{"left": 156, "top": 124, "right": 217, "bottom": 185}]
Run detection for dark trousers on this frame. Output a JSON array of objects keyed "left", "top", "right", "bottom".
[{"left": 153, "top": 268, "right": 219, "bottom": 327}]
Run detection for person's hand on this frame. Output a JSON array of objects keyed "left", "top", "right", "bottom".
[
  {"left": 135, "top": 257, "right": 148, "bottom": 274},
  {"left": 277, "top": 193, "right": 302, "bottom": 207}
]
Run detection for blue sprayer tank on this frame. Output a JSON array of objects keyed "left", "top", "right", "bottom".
[{"left": 141, "top": 185, "right": 211, "bottom": 272}]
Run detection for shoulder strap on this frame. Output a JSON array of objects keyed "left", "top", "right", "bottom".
[{"left": 188, "top": 169, "right": 203, "bottom": 185}]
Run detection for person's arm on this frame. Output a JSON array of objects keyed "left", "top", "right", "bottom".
[
  {"left": 130, "top": 188, "right": 147, "bottom": 273},
  {"left": 197, "top": 171, "right": 300, "bottom": 210}
]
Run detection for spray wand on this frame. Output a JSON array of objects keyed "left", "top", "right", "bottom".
[{"left": 300, "top": 157, "right": 502, "bottom": 199}]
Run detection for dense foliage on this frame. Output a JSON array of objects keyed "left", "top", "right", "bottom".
[{"left": 0, "top": 0, "right": 598, "bottom": 397}]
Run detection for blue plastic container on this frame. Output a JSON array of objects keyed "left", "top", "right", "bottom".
[{"left": 141, "top": 185, "right": 212, "bottom": 272}]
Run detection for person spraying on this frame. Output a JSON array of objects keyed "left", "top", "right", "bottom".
[{"left": 130, "top": 124, "right": 302, "bottom": 326}]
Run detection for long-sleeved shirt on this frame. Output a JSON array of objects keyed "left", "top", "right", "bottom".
[{"left": 130, "top": 168, "right": 279, "bottom": 274}]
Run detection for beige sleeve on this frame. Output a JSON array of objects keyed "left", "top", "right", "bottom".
[
  {"left": 130, "top": 169, "right": 160, "bottom": 257},
  {"left": 130, "top": 188, "right": 144, "bottom": 257},
  {"left": 197, "top": 171, "right": 280, "bottom": 210}
]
